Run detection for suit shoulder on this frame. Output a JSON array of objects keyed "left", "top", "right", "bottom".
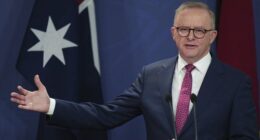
[
  {"left": 219, "top": 61, "right": 250, "bottom": 81},
  {"left": 143, "top": 57, "right": 176, "bottom": 71}
]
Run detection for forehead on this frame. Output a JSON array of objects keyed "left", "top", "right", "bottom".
[{"left": 174, "top": 8, "right": 212, "bottom": 28}]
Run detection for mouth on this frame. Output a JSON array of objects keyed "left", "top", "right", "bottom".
[{"left": 184, "top": 44, "right": 198, "bottom": 48}]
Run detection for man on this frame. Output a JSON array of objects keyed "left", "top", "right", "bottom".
[{"left": 10, "top": 2, "right": 258, "bottom": 140}]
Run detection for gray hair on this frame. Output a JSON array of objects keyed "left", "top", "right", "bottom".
[{"left": 174, "top": 1, "right": 216, "bottom": 29}]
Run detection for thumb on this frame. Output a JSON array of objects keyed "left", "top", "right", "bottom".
[{"left": 34, "top": 74, "right": 46, "bottom": 91}]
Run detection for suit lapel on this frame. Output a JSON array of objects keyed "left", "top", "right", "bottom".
[
  {"left": 157, "top": 57, "right": 177, "bottom": 138},
  {"left": 180, "top": 57, "right": 225, "bottom": 136}
]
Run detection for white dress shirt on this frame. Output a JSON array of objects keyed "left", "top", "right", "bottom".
[
  {"left": 47, "top": 98, "right": 56, "bottom": 115},
  {"left": 171, "top": 53, "right": 211, "bottom": 117}
]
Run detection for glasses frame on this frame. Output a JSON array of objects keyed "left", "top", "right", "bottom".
[{"left": 174, "top": 26, "right": 214, "bottom": 39}]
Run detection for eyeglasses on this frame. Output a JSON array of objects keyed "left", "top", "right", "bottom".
[{"left": 174, "top": 26, "right": 214, "bottom": 39}]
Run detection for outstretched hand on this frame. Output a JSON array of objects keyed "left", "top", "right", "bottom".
[{"left": 10, "top": 75, "right": 50, "bottom": 113}]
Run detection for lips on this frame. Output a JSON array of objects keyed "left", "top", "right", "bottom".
[{"left": 184, "top": 44, "right": 198, "bottom": 48}]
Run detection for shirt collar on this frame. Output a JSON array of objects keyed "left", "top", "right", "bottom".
[{"left": 176, "top": 53, "right": 212, "bottom": 74}]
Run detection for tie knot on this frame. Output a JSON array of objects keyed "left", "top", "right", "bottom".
[{"left": 185, "top": 64, "right": 195, "bottom": 72}]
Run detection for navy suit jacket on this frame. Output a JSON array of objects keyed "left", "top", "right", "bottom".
[{"left": 49, "top": 56, "right": 258, "bottom": 140}]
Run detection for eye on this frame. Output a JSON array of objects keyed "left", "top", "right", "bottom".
[
  {"left": 178, "top": 27, "right": 189, "bottom": 32},
  {"left": 194, "top": 28, "right": 206, "bottom": 34}
]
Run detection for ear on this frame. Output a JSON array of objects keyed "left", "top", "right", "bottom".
[
  {"left": 171, "top": 26, "right": 176, "bottom": 41},
  {"left": 209, "top": 30, "right": 217, "bottom": 44}
]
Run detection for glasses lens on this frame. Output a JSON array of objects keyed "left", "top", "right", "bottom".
[
  {"left": 194, "top": 28, "right": 206, "bottom": 38},
  {"left": 177, "top": 27, "right": 190, "bottom": 37}
]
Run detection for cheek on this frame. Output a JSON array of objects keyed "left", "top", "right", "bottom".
[
  {"left": 174, "top": 38, "right": 183, "bottom": 48},
  {"left": 200, "top": 37, "right": 211, "bottom": 46},
  {"left": 199, "top": 41, "right": 211, "bottom": 52}
]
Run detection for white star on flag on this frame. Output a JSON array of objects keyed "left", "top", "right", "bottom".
[{"left": 28, "top": 16, "right": 78, "bottom": 67}]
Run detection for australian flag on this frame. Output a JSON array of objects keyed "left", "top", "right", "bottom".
[{"left": 16, "top": 0, "right": 107, "bottom": 139}]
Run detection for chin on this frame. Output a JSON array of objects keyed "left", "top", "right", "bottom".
[
  {"left": 182, "top": 52, "right": 198, "bottom": 58},
  {"left": 181, "top": 53, "right": 199, "bottom": 62}
]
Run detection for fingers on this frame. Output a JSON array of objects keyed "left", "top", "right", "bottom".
[
  {"left": 34, "top": 74, "right": 46, "bottom": 91},
  {"left": 10, "top": 92, "right": 26, "bottom": 105},
  {"left": 11, "top": 92, "right": 25, "bottom": 100},
  {"left": 11, "top": 92, "right": 34, "bottom": 111},
  {"left": 17, "top": 85, "right": 30, "bottom": 96},
  {"left": 18, "top": 104, "right": 33, "bottom": 110}
]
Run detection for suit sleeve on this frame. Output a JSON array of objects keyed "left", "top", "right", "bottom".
[
  {"left": 229, "top": 75, "right": 258, "bottom": 140},
  {"left": 48, "top": 68, "right": 146, "bottom": 130}
]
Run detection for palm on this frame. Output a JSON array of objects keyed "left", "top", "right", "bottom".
[{"left": 26, "top": 90, "right": 49, "bottom": 112}]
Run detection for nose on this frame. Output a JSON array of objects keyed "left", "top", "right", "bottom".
[{"left": 187, "top": 30, "right": 195, "bottom": 40}]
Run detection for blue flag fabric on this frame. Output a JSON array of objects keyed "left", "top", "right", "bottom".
[{"left": 16, "top": 0, "right": 107, "bottom": 139}]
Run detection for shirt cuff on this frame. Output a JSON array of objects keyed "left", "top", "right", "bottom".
[{"left": 47, "top": 98, "right": 56, "bottom": 115}]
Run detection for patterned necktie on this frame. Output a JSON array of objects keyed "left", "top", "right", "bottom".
[{"left": 175, "top": 64, "right": 195, "bottom": 135}]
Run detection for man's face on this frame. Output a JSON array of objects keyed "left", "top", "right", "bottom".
[{"left": 171, "top": 8, "right": 217, "bottom": 63}]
